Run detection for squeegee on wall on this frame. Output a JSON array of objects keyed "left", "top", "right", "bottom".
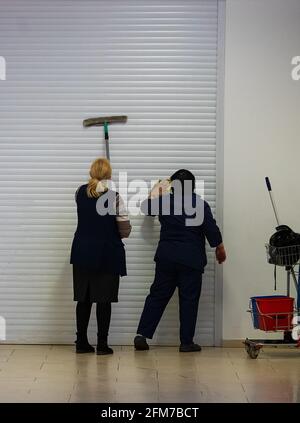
[{"left": 83, "top": 115, "right": 128, "bottom": 160}]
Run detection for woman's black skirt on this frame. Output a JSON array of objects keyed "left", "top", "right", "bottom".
[{"left": 73, "top": 265, "right": 120, "bottom": 303}]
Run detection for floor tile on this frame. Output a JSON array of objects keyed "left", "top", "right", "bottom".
[{"left": 0, "top": 346, "right": 298, "bottom": 403}]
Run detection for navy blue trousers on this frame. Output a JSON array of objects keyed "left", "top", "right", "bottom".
[{"left": 137, "top": 260, "right": 203, "bottom": 345}]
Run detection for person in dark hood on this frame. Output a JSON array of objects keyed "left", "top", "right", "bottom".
[{"left": 134, "top": 169, "right": 226, "bottom": 352}]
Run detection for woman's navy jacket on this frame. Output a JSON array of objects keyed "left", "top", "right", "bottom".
[
  {"left": 141, "top": 193, "right": 222, "bottom": 272},
  {"left": 70, "top": 185, "right": 127, "bottom": 276}
]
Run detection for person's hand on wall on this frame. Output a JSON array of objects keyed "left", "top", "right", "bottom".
[{"left": 215, "top": 243, "right": 226, "bottom": 264}]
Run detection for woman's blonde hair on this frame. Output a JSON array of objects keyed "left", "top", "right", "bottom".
[{"left": 87, "top": 158, "right": 112, "bottom": 198}]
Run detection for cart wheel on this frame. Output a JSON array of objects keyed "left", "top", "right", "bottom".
[
  {"left": 245, "top": 343, "right": 250, "bottom": 353},
  {"left": 247, "top": 345, "right": 259, "bottom": 359}
]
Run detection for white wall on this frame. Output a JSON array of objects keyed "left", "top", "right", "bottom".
[{"left": 223, "top": 0, "right": 300, "bottom": 340}]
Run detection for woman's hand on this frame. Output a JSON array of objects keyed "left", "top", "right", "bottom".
[
  {"left": 149, "top": 179, "right": 171, "bottom": 199},
  {"left": 215, "top": 243, "right": 226, "bottom": 264}
]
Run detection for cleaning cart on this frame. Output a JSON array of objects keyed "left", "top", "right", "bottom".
[{"left": 244, "top": 177, "right": 300, "bottom": 359}]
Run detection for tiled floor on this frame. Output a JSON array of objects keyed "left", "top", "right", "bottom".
[{"left": 0, "top": 345, "right": 300, "bottom": 402}]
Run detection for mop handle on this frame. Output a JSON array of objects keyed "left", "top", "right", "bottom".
[{"left": 265, "top": 177, "right": 280, "bottom": 227}]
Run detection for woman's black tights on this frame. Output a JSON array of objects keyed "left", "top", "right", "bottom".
[{"left": 76, "top": 301, "right": 111, "bottom": 340}]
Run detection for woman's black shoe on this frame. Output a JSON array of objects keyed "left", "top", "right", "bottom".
[
  {"left": 134, "top": 335, "right": 149, "bottom": 351},
  {"left": 76, "top": 342, "right": 95, "bottom": 354},
  {"left": 75, "top": 333, "right": 95, "bottom": 354},
  {"left": 97, "top": 339, "right": 114, "bottom": 355},
  {"left": 179, "top": 343, "right": 202, "bottom": 353}
]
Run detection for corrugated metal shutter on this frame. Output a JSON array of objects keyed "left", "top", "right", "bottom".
[{"left": 0, "top": 0, "right": 221, "bottom": 345}]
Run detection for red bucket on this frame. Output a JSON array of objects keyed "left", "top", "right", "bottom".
[{"left": 254, "top": 296, "right": 294, "bottom": 331}]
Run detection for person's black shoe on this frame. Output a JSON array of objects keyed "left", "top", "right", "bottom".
[
  {"left": 75, "top": 333, "right": 95, "bottom": 354},
  {"left": 179, "top": 343, "right": 202, "bottom": 353},
  {"left": 97, "top": 339, "right": 114, "bottom": 355},
  {"left": 134, "top": 335, "right": 149, "bottom": 351},
  {"left": 76, "top": 342, "right": 95, "bottom": 354}
]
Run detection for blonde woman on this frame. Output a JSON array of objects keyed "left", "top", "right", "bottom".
[{"left": 70, "top": 158, "right": 131, "bottom": 354}]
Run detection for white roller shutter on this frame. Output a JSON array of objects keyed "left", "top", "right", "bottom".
[{"left": 0, "top": 0, "right": 223, "bottom": 345}]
